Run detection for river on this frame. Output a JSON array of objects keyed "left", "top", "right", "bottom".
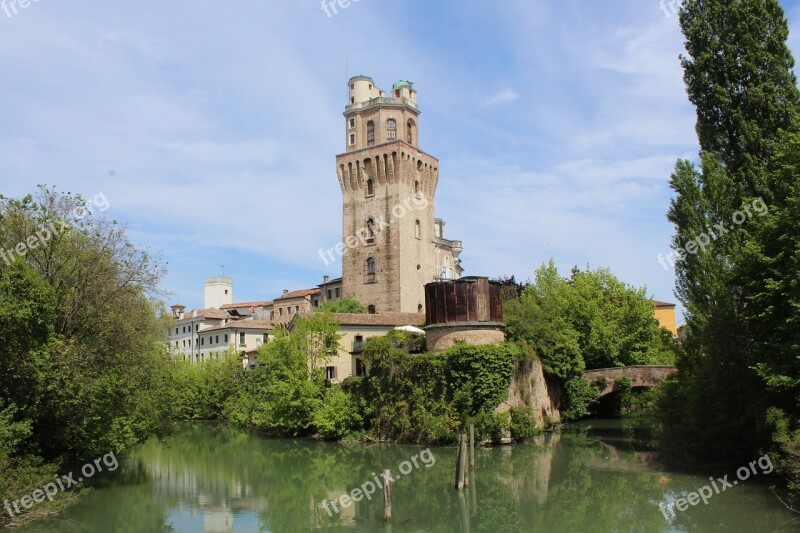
[{"left": 20, "top": 421, "right": 797, "bottom": 532}]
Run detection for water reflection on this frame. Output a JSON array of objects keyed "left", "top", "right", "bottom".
[{"left": 21, "top": 422, "right": 798, "bottom": 532}]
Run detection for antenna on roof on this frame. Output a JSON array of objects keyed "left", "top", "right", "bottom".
[{"left": 221, "top": 264, "right": 225, "bottom": 276}]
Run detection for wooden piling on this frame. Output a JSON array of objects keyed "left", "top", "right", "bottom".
[
  {"left": 455, "top": 434, "right": 467, "bottom": 491},
  {"left": 469, "top": 424, "right": 475, "bottom": 469},
  {"left": 463, "top": 434, "right": 469, "bottom": 488},
  {"left": 383, "top": 469, "right": 392, "bottom": 521},
  {"left": 460, "top": 434, "right": 468, "bottom": 490}
]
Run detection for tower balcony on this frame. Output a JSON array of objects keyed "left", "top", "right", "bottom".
[
  {"left": 434, "top": 236, "right": 463, "bottom": 253},
  {"left": 346, "top": 96, "right": 418, "bottom": 113}
]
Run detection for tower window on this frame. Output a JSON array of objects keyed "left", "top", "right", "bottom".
[
  {"left": 366, "top": 178, "right": 374, "bottom": 196},
  {"left": 415, "top": 219, "right": 421, "bottom": 239},
  {"left": 407, "top": 119, "right": 415, "bottom": 144},
  {"left": 349, "top": 118, "right": 355, "bottom": 128},
  {"left": 387, "top": 119, "right": 397, "bottom": 140},
  {"left": 367, "top": 120, "right": 375, "bottom": 146},
  {"left": 349, "top": 133, "right": 356, "bottom": 146},
  {"left": 414, "top": 180, "right": 419, "bottom": 193},
  {"left": 366, "top": 257, "right": 376, "bottom": 282}
]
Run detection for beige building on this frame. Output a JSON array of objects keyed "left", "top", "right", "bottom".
[
  {"left": 168, "top": 306, "right": 228, "bottom": 362},
  {"left": 337, "top": 76, "right": 463, "bottom": 315},
  {"left": 200, "top": 320, "right": 274, "bottom": 368},
  {"left": 295, "top": 312, "right": 424, "bottom": 382}
]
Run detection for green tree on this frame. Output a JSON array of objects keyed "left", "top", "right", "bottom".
[
  {"left": 505, "top": 261, "right": 675, "bottom": 420},
  {"left": 659, "top": 0, "right": 800, "bottom": 468},
  {"left": 314, "top": 297, "right": 366, "bottom": 314},
  {"left": 225, "top": 314, "right": 341, "bottom": 436}
]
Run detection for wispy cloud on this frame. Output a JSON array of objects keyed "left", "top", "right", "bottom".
[
  {"left": 2, "top": 0, "right": 796, "bottom": 317},
  {"left": 485, "top": 89, "right": 520, "bottom": 107}
]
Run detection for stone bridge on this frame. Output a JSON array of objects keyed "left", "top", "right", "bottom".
[{"left": 583, "top": 365, "right": 677, "bottom": 397}]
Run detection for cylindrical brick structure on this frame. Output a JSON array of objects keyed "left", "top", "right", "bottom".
[{"left": 424, "top": 276, "right": 505, "bottom": 351}]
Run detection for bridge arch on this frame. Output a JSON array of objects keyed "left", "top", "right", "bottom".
[{"left": 582, "top": 365, "right": 677, "bottom": 398}]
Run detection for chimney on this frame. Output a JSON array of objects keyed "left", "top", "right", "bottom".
[
  {"left": 323, "top": 275, "right": 330, "bottom": 284},
  {"left": 283, "top": 289, "right": 289, "bottom": 296}
]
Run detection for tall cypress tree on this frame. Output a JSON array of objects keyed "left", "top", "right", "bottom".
[{"left": 661, "top": 0, "right": 800, "bottom": 463}]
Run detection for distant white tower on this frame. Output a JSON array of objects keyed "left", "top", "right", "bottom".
[{"left": 204, "top": 277, "right": 233, "bottom": 309}]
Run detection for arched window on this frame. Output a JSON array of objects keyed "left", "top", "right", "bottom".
[
  {"left": 414, "top": 180, "right": 419, "bottom": 193},
  {"left": 366, "top": 218, "right": 375, "bottom": 244},
  {"left": 415, "top": 219, "right": 421, "bottom": 239},
  {"left": 366, "top": 257, "right": 376, "bottom": 282},
  {"left": 418, "top": 304, "right": 423, "bottom": 313},
  {"left": 368, "top": 305, "right": 376, "bottom": 314},
  {"left": 407, "top": 119, "right": 415, "bottom": 144},
  {"left": 367, "top": 120, "right": 375, "bottom": 146},
  {"left": 366, "top": 178, "right": 374, "bottom": 196},
  {"left": 387, "top": 119, "right": 397, "bottom": 140}
]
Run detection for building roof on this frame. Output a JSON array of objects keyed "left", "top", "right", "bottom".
[
  {"left": 177, "top": 308, "right": 228, "bottom": 321},
  {"left": 652, "top": 300, "right": 676, "bottom": 308},
  {"left": 221, "top": 301, "right": 273, "bottom": 310},
  {"left": 202, "top": 320, "right": 274, "bottom": 333},
  {"left": 298, "top": 312, "right": 425, "bottom": 327},
  {"left": 275, "top": 288, "right": 321, "bottom": 301}
]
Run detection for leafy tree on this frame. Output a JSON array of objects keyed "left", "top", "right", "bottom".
[
  {"left": 0, "top": 187, "right": 174, "bottom": 526},
  {"left": 680, "top": 0, "right": 800, "bottom": 201},
  {"left": 505, "top": 260, "right": 675, "bottom": 420},
  {"left": 314, "top": 297, "right": 366, "bottom": 314},
  {"left": 659, "top": 0, "right": 800, "bottom": 470},
  {"left": 225, "top": 314, "right": 341, "bottom": 436},
  {"left": 505, "top": 261, "right": 583, "bottom": 381},
  {"left": 492, "top": 274, "right": 530, "bottom": 303}
]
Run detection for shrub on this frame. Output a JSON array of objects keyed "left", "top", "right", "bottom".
[{"left": 510, "top": 406, "right": 539, "bottom": 441}]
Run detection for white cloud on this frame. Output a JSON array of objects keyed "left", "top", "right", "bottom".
[{"left": 485, "top": 89, "right": 520, "bottom": 107}]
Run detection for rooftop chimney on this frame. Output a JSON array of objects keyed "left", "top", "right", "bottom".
[
  {"left": 283, "top": 289, "right": 289, "bottom": 296},
  {"left": 323, "top": 275, "right": 330, "bottom": 284}
]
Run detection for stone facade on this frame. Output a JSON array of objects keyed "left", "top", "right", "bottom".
[{"left": 425, "top": 322, "right": 506, "bottom": 352}]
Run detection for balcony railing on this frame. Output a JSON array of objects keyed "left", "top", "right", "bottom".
[
  {"left": 434, "top": 236, "right": 463, "bottom": 252},
  {"left": 346, "top": 97, "right": 418, "bottom": 112},
  {"left": 352, "top": 340, "right": 364, "bottom": 353}
]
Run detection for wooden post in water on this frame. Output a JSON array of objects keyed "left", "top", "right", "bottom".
[
  {"left": 383, "top": 469, "right": 393, "bottom": 521},
  {"left": 455, "top": 434, "right": 467, "bottom": 491},
  {"left": 469, "top": 424, "right": 475, "bottom": 469},
  {"left": 463, "top": 434, "right": 469, "bottom": 488},
  {"left": 460, "top": 434, "right": 468, "bottom": 490}
]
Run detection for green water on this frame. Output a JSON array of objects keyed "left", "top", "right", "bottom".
[{"left": 20, "top": 421, "right": 797, "bottom": 532}]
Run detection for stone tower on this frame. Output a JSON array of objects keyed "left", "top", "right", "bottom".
[
  {"left": 203, "top": 276, "right": 233, "bottom": 309},
  {"left": 337, "top": 76, "right": 460, "bottom": 314}
]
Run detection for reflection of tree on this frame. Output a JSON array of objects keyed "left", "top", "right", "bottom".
[{"left": 23, "top": 423, "right": 799, "bottom": 532}]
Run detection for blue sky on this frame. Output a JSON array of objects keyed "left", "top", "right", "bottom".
[{"left": 2, "top": 0, "right": 800, "bottom": 323}]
